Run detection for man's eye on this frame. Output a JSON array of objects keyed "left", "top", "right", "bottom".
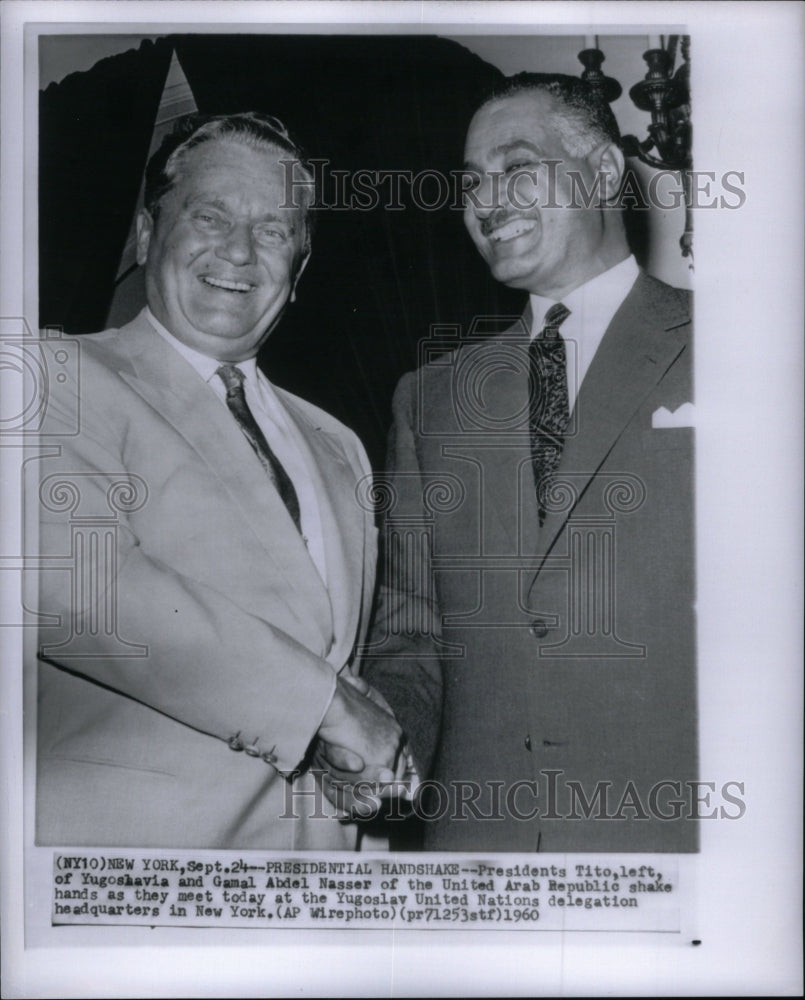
[
  {"left": 461, "top": 172, "right": 481, "bottom": 192},
  {"left": 504, "top": 161, "right": 535, "bottom": 175},
  {"left": 253, "top": 225, "right": 288, "bottom": 244},
  {"left": 192, "top": 211, "right": 225, "bottom": 228}
]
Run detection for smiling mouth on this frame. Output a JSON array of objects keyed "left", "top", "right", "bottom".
[
  {"left": 200, "top": 275, "right": 255, "bottom": 293},
  {"left": 485, "top": 218, "right": 538, "bottom": 243}
]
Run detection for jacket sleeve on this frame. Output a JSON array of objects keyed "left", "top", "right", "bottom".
[
  {"left": 361, "top": 371, "right": 444, "bottom": 776},
  {"left": 34, "top": 349, "right": 338, "bottom": 775}
]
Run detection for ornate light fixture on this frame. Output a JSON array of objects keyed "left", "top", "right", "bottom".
[
  {"left": 579, "top": 35, "right": 693, "bottom": 260},
  {"left": 577, "top": 42, "right": 622, "bottom": 103}
]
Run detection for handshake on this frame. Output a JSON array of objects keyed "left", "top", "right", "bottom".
[{"left": 313, "top": 672, "right": 419, "bottom": 819}]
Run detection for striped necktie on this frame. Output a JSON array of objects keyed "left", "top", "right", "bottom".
[{"left": 216, "top": 364, "right": 302, "bottom": 532}]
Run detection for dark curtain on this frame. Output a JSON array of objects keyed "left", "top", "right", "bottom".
[
  {"left": 39, "top": 34, "right": 525, "bottom": 468},
  {"left": 39, "top": 38, "right": 175, "bottom": 337}
]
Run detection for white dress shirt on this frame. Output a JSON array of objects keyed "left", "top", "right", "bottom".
[
  {"left": 145, "top": 308, "right": 328, "bottom": 584},
  {"left": 529, "top": 255, "right": 639, "bottom": 411}
]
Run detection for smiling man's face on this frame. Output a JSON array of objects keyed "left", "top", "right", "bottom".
[
  {"left": 463, "top": 90, "right": 612, "bottom": 300},
  {"left": 137, "top": 137, "right": 309, "bottom": 362}
]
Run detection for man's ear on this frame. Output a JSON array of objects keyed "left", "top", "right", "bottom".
[
  {"left": 586, "top": 141, "right": 626, "bottom": 204},
  {"left": 136, "top": 210, "right": 154, "bottom": 266},
  {"left": 289, "top": 248, "right": 311, "bottom": 303}
]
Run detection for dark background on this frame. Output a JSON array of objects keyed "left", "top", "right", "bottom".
[{"left": 39, "top": 34, "right": 530, "bottom": 469}]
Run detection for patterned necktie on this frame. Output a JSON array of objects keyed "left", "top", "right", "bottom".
[
  {"left": 216, "top": 364, "right": 302, "bottom": 532},
  {"left": 528, "top": 302, "right": 571, "bottom": 526}
]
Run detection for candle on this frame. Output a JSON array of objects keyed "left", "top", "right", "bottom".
[
  {"left": 648, "top": 34, "right": 663, "bottom": 50},
  {"left": 584, "top": 34, "right": 597, "bottom": 50}
]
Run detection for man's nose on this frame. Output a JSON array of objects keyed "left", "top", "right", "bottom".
[
  {"left": 468, "top": 172, "right": 506, "bottom": 220},
  {"left": 215, "top": 222, "right": 256, "bottom": 265}
]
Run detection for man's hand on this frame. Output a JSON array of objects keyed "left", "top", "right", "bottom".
[
  {"left": 317, "top": 673, "right": 403, "bottom": 784},
  {"left": 314, "top": 674, "right": 419, "bottom": 816}
]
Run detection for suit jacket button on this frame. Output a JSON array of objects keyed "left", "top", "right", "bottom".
[
  {"left": 530, "top": 619, "right": 549, "bottom": 639},
  {"left": 244, "top": 742, "right": 260, "bottom": 757},
  {"left": 227, "top": 734, "right": 244, "bottom": 752},
  {"left": 524, "top": 735, "right": 532, "bottom": 752},
  {"left": 261, "top": 750, "right": 278, "bottom": 765}
]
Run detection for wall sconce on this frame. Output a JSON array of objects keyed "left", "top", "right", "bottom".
[{"left": 579, "top": 35, "right": 693, "bottom": 261}]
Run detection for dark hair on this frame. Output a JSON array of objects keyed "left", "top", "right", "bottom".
[
  {"left": 478, "top": 72, "right": 621, "bottom": 156},
  {"left": 143, "top": 111, "right": 316, "bottom": 247}
]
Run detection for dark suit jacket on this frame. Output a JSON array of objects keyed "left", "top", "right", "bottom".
[
  {"left": 364, "top": 272, "right": 697, "bottom": 852},
  {"left": 33, "top": 311, "right": 378, "bottom": 849}
]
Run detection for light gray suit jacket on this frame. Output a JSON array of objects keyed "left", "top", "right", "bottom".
[{"left": 34, "top": 310, "right": 377, "bottom": 850}]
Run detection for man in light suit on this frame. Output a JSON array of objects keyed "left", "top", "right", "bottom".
[
  {"left": 35, "top": 112, "right": 404, "bottom": 849},
  {"left": 364, "top": 74, "right": 697, "bottom": 851}
]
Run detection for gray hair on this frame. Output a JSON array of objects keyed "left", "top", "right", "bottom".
[
  {"left": 479, "top": 72, "right": 621, "bottom": 158},
  {"left": 143, "top": 111, "right": 316, "bottom": 248}
]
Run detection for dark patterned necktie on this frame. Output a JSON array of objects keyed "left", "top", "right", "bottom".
[
  {"left": 216, "top": 364, "right": 302, "bottom": 532},
  {"left": 528, "top": 302, "right": 571, "bottom": 526}
]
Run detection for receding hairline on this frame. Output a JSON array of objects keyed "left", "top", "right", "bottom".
[
  {"left": 163, "top": 134, "right": 313, "bottom": 198},
  {"left": 477, "top": 86, "right": 557, "bottom": 113},
  {"left": 469, "top": 82, "right": 618, "bottom": 159},
  {"left": 149, "top": 132, "right": 316, "bottom": 240},
  {"left": 465, "top": 91, "right": 572, "bottom": 161},
  {"left": 165, "top": 131, "right": 305, "bottom": 170}
]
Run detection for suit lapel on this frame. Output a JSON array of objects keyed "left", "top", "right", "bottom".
[
  {"left": 114, "top": 314, "right": 332, "bottom": 641},
  {"left": 535, "top": 274, "right": 690, "bottom": 564},
  {"left": 277, "top": 390, "right": 365, "bottom": 669}
]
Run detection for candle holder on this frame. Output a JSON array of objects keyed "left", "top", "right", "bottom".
[
  {"left": 580, "top": 35, "right": 693, "bottom": 261},
  {"left": 577, "top": 47, "right": 622, "bottom": 103},
  {"left": 622, "top": 37, "right": 691, "bottom": 173}
]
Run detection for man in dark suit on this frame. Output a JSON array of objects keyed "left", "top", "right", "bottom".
[
  {"left": 364, "top": 74, "right": 697, "bottom": 852},
  {"left": 35, "top": 112, "right": 404, "bottom": 849}
]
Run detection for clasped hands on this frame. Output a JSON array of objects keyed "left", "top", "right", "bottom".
[{"left": 314, "top": 673, "right": 417, "bottom": 819}]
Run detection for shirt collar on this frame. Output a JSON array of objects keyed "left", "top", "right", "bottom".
[
  {"left": 528, "top": 255, "right": 639, "bottom": 340},
  {"left": 144, "top": 306, "right": 259, "bottom": 385}
]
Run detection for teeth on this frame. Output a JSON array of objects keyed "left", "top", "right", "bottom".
[
  {"left": 489, "top": 219, "right": 536, "bottom": 242},
  {"left": 202, "top": 276, "right": 253, "bottom": 292}
]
